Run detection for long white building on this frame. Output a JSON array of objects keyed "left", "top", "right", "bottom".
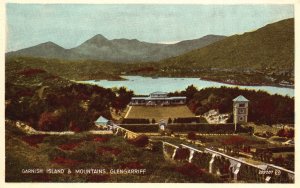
[{"left": 130, "top": 91, "right": 186, "bottom": 106}]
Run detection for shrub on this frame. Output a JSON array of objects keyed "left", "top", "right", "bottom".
[
  {"left": 176, "top": 163, "right": 203, "bottom": 178},
  {"left": 68, "top": 121, "right": 82, "bottom": 132},
  {"left": 272, "top": 155, "right": 285, "bottom": 165},
  {"left": 119, "top": 161, "right": 144, "bottom": 169},
  {"left": 192, "top": 152, "right": 211, "bottom": 169},
  {"left": 22, "top": 135, "right": 47, "bottom": 148},
  {"left": 277, "top": 129, "right": 294, "bottom": 138},
  {"left": 151, "top": 118, "right": 156, "bottom": 124},
  {"left": 50, "top": 156, "right": 81, "bottom": 167},
  {"left": 92, "top": 136, "right": 110, "bottom": 142},
  {"left": 174, "top": 148, "right": 190, "bottom": 161},
  {"left": 58, "top": 141, "right": 83, "bottom": 151},
  {"left": 97, "top": 146, "right": 122, "bottom": 156},
  {"left": 187, "top": 132, "right": 197, "bottom": 140},
  {"left": 38, "top": 112, "right": 62, "bottom": 131},
  {"left": 128, "top": 134, "right": 149, "bottom": 147}
]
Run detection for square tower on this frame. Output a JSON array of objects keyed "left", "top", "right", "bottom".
[{"left": 233, "top": 95, "right": 249, "bottom": 124}]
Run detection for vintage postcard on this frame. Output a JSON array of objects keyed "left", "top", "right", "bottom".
[{"left": 2, "top": 0, "right": 297, "bottom": 185}]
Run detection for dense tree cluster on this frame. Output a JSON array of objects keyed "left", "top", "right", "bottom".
[
  {"left": 6, "top": 82, "right": 133, "bottom": 132},
  {"left": 170, "top": 85, "right": 294, "bottom": 125}
]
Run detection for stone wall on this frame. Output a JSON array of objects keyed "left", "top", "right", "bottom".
[
  {"left": 107, "top": 122, "right": 294, "bottom": 183},
  {"left": 160, "top": 142, "right": 294, "bottom": 183}
]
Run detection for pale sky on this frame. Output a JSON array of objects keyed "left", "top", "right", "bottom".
[{"left": 6, "top": 4, "right": 294, "bottom": 52}]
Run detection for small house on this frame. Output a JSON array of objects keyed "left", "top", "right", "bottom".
[{"left": 95, "top": 116, "right": 110, "bottom": 127}]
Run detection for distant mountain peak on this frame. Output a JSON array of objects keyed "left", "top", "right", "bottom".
[
  {"left": 7, "top": 32, "right": 228, "bottom": 62},
  {"left": 40, "top": 41, "right": 60, "bottom": 46},
  {"left": 90, "top": 34, "right": 108, "bottom": 41},
  {"left": 82, "top": 34, "right": 109, "bottom": 46}
]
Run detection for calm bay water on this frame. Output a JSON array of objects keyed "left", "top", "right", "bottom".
[{"left": 78, "top": 76, "right": 294, "bottom": 97}]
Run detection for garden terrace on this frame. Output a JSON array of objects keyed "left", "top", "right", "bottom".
[
  {"left": 6, "top": 126, "right": 221, "bottom": 183},
  {"left": 125, "top": 106, "right": 197, "bottom": 122}
]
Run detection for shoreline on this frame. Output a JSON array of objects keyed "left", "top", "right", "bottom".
[
  {"left": 77, "top": 74, "right": 294, "bottom": 90},
  {"left": 73, "top": 75, "right": 294, "bottom": 97},
  {"left": 199, "top": 77, "right": 294, "bottom": 89}
]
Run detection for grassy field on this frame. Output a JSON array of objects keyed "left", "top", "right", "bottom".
[
  {"left": 125, "top": 105, "right": 195, "bottom": 122},
  {"left": 5, "top": 121, "right": 221, "bottom": 183}
]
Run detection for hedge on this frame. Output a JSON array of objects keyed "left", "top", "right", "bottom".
[
  {"left": 118, "top": 123, "right": 252, "bottom": 133},
  {"left": 122, "top": 118, "right": 150, "bottom": 124},
  {"left": 167, "top": 123, "right": 235, "bottom": 133},
  {"left": 256, "top": 147, "right": 294, "bottom": 153},
  {"left": 174, "top": 117, "right": 201, "bottom": 123},
  {"left": 118, "top": 124, "right": 159, "bottom": 132}
]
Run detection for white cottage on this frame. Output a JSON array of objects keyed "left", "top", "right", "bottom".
[{"left": 130, "top": 91, "right": 186, "bottom": 106}]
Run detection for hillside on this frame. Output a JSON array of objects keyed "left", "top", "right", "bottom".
[
  {"left": 7, "top": 35, "right": 226, "bottom": 62},
  {"left": 5, "top": 120, "right": 223, "bottom": 182},
  {"left": 6, "top": 18, "right": 294, "bottom": 87},
  {"left": 6, "top": 42, "right": 83, "bottom": 60},
  {"left": 155, "top": 18, "right": 294, "bottom": 86},
  {"left": 5, "top": 56, "right": 126, "bottom": 81},
  {"left": 161, "top": 18, "right": 294, "bottom": 69},
  {"left": 6, "top": 59, "right": 137, "bottom": 134}
]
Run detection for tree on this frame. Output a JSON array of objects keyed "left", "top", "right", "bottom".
[
  {"left": 113, "top": 87, "right": 133, "bottom": 110},
  {"left": 38, "top": 112, "right": 61, "bottom": 131},
  {"left": 195, "top": 105, "right": 209, "bottom": 115},
  {"left": 151, "top": 118, "right": 156, "bottom": 124},
  {"left": 128, "top": 134, "right": 149, "bottom": 147},
  {"left": 90, "top": 95, "right": 109, "bottom": 112},
  {"left": 185, "top": 85, "right": 198, "bottom": 102}
]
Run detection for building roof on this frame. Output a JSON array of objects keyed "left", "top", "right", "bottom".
[
  {"left": 150, "top": 91, "right": 168, "bottom": 95},
  {"left": 95, "top": 116, "right": 109, "bottom": 123},
  {"left": 170, "top": 96, "right": 187, "bottom": 99},
  {"left": 132, "top": 96, "right": 186, "bottom": 100},
  {"left": 132, "top": 97, "right": 148, "bottom": 100},
  {"left": 233, "top": 95, "right": 249, "bottom": 102}
]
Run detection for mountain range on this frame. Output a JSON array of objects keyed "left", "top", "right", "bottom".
[
  {"left": 6, "top": 18, "right": 294, "bottom": 86},
  {"left": 160, "top": 18, "right": 294, "bottom": 71},
  {"left": 7, "top": 34, "right": 226, "bottom": 62}
]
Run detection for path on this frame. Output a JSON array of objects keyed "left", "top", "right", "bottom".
[
  {"left": 124, "top": 106, "right": 132, "bottom": 118},
  {"left": 12, "top": 121, "right": 113, "bottom": 135}
]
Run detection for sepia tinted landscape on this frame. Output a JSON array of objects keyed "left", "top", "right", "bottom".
[{"left": 5, "top": 4, "right": 294, "bottom": 183}]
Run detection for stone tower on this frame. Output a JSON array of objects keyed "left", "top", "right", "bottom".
[{"left": 233, "top": 95, "right": 249, "bottom": 125}]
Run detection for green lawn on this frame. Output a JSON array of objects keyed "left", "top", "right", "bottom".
[{"left": 126, "top": 105, "right": 196, "bottom": 122}]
